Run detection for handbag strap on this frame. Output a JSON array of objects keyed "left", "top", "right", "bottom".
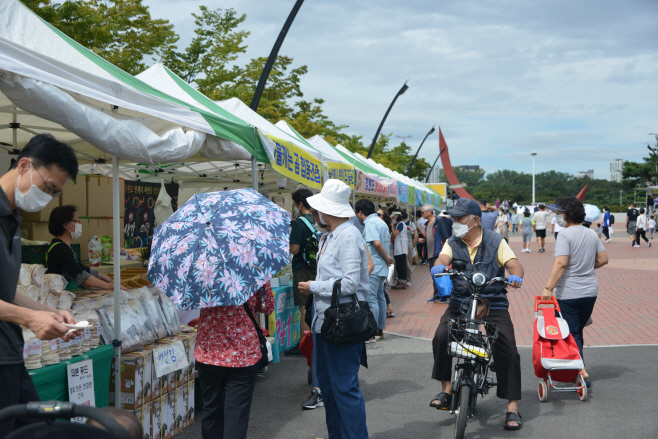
[
  {"left": 330, "top": 279, "right": 359, "bottom": 308},
  {"left": 243, "top": 292, "right": 266, "bottom": 343}
]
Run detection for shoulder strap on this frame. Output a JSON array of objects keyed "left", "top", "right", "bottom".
[
  {"left": 299, "top": 216, "right": 318, "bottom": 236},
  {"left": 45, "top": 241, "right": 61, "bottom": 266}
]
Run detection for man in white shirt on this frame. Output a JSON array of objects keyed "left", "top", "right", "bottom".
[
  {"left": 532, "top": 204, "right": 549, "bottom": 253},
  {"left": 391, "top": 211, "right": 408, "bottom": 289},
  {"left": 551, "top": 215, "right": 565, "bottom": 240}
]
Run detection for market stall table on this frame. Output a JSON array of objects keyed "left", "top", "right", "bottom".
[
  {"left": 94, "top": 260, "right": 145, "bottom": 274},
  {"left": 29, "top": 345, "right": 113, "bottom": 407},
  {"left": 268, "top": 286, "right": 301, "bottom": 362}
]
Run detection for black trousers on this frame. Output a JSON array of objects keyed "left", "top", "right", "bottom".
[
  {"left": 636, "top": 229, "right": 649, "bottom": 245},
  {"left": 0, "top": 363, "right": 41, "bottom": 439},
  {"left": 432, "top": 305, "right": 522, "bottom": 401},
  {"left": 394, "top": 254, "right": 407, "bottom": 281},
  {"left": 198, "top": 362, "right": 259, "bottom": 439},
  {"left": 428, "top": 257, "right": 439, "bottom": 298},
  {"left": 602, "top": 227, "right": 610, "bottom": 240}
]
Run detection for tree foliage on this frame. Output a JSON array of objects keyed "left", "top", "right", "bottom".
[{"left": 25, "top": 0, "right": 177, "bottom": 75}]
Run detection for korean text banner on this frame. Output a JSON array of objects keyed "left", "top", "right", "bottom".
[
  {"left": 408, "top": 186, "right": 415, "bottom": 206},
  {"left": 324, "top": 162, "right": 356, "bottom": 189},
  {"left": 268, "top": 134, "right": 322, "bottom": 190},
  {"left": 397, "top": 182, "right": 408, "bottom": 203},
  {"left": 415, "top": 187, "right": 423, "bottom": 205},
  {"left": 356, "top": 171, "right": 391, "bottom": 197}
]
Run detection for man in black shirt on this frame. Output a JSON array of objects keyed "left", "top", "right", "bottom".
[
  {"left": 0, "top": 134, "right": 79, "bottom": 436},
  {"left": 627, "top": 203, "right": 639, "bottom": 246}
]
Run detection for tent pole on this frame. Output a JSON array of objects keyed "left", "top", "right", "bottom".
[
  {"left": 12, "top": 107, "right": 17, "bottom": 149},
  {"left": 112, "top": 155, "right": 121, "bottom": 406}
]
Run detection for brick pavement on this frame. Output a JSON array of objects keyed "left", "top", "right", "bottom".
[{"left": 385, "top": 224, "right": 658, "bottom": 346}]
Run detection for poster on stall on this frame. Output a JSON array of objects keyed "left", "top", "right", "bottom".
[
  {"left": 67, "top": 360, "right": 94, "bottom": 423},
  {"left": 324, "top": 162, "right": 356, "bottom": 189},
  {"left": 408, "top": 186, "right": 416, "bottom": 206},
  {"left": 398, "top": 182, "right": 408, "bottom": 203},
  {"left": 268, "top": 287, "right": 301, "bottom": 361},
  {"left": 415, "top": 187, "right": 423, "bottom": 205},
  {"left": 124, "top": 181, "right": 178, "bottom": 249},
  {"left": 266, "top": 134, "right": 322, "bottom": 190},
  {"left": 355, "top": 170, "right": 391, "bottom": 197}
]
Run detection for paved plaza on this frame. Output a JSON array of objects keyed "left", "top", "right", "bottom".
[{"left": 386, "top": 224, "right": 658, "bottom": 346}]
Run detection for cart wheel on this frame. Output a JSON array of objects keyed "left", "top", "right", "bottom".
[
  {"left": 577, "top": 374, "right": 588, "bottom": 402},
  {"left": 538, "top": 380, "right": 548, "bottom": 402}
]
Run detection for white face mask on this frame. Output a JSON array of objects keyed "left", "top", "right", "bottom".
[
  {"left": 70, "top": 222, "right": 82, "bottom": 240},
  {"left": 556, "top": 214, "right": 567, "bottom": 228},
  {"left": 452, "top": 215, "right": 476, "bottom": 238},
  {"left": 314, "top": 223, "right": 327, "bottom": 233},
  {"left": 14, "top": 163, "right": 53, "bottom": 212}
]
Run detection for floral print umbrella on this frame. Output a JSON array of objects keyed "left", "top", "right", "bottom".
[{"left": 147, "top": 189, "right": 291, "bottom": 309}]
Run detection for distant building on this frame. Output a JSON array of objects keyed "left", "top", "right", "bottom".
[
  {"left": 576, "top": 169, "right": 595, "bottom": 179},
  {"left": 609, "top": 159, "right": 623, "bottom": 182},
  {"left": 456, "top": 165, "right": 480, "bottom": 172},
  {"left": 425, "top": 166, "right": 442, "bottom": 184}
]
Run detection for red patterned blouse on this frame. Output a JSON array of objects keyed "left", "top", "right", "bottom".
[{"left": 194, "top": 283, "right": 275, "bottom": 368}]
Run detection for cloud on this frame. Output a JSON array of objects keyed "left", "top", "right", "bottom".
[{"left": 143, "top": 0, "right": 658, "bottom": 180}]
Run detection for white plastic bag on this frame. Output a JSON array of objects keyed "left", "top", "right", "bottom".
[{"left": 386, "top": 264, "right": 395, "bottom": 283}]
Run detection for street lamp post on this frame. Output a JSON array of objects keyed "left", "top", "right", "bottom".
[
  {"left": 531, "top": 152, "right": 537, "bottom": 205},
  {"left": 406, "top": 125, "right": 436, "bottom": 176},
  {"left": 648, "top": 133, "right": 658, "bottom": 175},
  {"left": 620, "top": 190, "right": 623, "bottom": 205},
  {"left": 425, "top": 147, "right": 447, "bottom": 183},
  {"left": 366, "top": 81, "right": 409, "bottom": 159}
]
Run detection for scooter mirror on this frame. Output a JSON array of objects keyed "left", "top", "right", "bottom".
[{"left": 452, "top": 259, "right": 468, "bottom": 272}]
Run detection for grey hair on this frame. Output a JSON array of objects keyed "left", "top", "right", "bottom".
[{"left": 421, "top": 204, "right": 433, "bottom": 212}]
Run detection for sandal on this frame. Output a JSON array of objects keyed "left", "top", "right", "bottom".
[
  {"left": 504, "top": 412, "right": 522, "bottom": 430},
  {"left": 429, "top": 392, "right": 451, "bottom": 410}
]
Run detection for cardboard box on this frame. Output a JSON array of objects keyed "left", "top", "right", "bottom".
[
  {"left": 166, "top": 391, "right": 176, "bottom": 439},
  {"left": 133, "top": 402, "right": 152, "bottom": 439},
  {"left": 60, "top": 174, "right": 87, "bottom": 217},
  {"left": 135, "top": 348, "right": 154, "bottom": 404},
  {"left": 87, "top": 175, "right": 124, "bottom": 218},
  {"left": 109, "top": 352, "right": 147, "bottom": 410},
  {"left": 176, "top": 330, "right": 197, "bottom": 382},
  {"left": 18, "top": 196, "right": 60, "bottom": 222},
  {"left": 175, "top": 385, "right": 188, "bottom": 434},
  {"left": 151, "top": 396, "right": 166, "bottom": 439},
  {"left": 20, "top": 222, "right": 52, "bottom": 242},
  {"left": 187, "top": 380, "right": 195, "bottom": 427}
]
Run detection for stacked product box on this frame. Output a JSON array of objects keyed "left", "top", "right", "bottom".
[{"left": 109, "top": 328, "right": 196, "bottom": 439}]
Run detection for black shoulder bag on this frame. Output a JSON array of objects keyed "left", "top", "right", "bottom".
[
  {"left": 243, "top": 300, "right": 269, "bottom": 369},
  {"left": 321, "top": 279, "right": 378, "bottom": 344}
]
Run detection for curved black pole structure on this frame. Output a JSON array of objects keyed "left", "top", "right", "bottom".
[
  {"left": 366, "top": 81, "right": 409, "bottom": 159},
  {"left": 425, "top": 147, "right": 446, "bottom": 183},
  {"left": 250, "top": 0, "right": 305, "bottom": 111},
  {"left": 406, "top": 124, "right": 435, "bottom": 176}
]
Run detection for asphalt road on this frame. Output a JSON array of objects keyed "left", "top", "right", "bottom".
[{"left": 180, "top": 336, "right": 658, "bottom": 439}]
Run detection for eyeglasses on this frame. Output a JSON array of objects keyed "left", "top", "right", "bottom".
[{"left": 32, "top": 163, "right": 62, "bottom": 197}]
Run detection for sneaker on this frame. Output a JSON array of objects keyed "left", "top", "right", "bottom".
[
  {"left": 375, "top": 329, "right": 384, "bottom": 340},
  {"left": 527, "top": 249, "right": 531, "bottom": 253},
  {"left": 437, "top": 297, "right": 449, "bottom": 303},
  {"left": 649, "top": 242, "right": 652, "bottom": 248},
  {"left": 634, "top": 245, "right": 640, "bottom": 248},
  {"left": 365, "top": 337, "right": 376, "bottom": 344},
  {"left": 284, "top": 344, "right": 303, "bottom": 357},
  {"left": 406, "top": 282, "right": 412, "bottom": 287},
  {"left": 605, "top": 239, "right": 611, "bottom": 243},
  {"left": 392, "top": 282, "right": 407, "bottom": 290},
  {"left": 386, "top": 311, "right": 396, "bottom": 318},
  {"left": 427, "top": 298, "right": 437, "bottom": 303},
  {"left": 302, "top": 389, "right": 324, "bottom": 410}
]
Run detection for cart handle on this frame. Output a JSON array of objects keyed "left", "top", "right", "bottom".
[{"left": 534, "top": 296, "right": 561, "bottom": 313}]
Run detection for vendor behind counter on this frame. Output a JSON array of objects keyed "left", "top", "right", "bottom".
[{"left": 46, "top": 205, "right": 123, "bottom": 291}]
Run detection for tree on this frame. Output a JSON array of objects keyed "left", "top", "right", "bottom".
[
  {"left": 622, "top": 154, "right": 658, "bottom": 187},
  {"left": 25, "top": 0, "right": 177, "bottom": 75}
]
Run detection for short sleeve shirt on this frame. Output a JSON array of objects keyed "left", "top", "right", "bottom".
[
  {"left": 553, "top": 226, "right": 605, "bottom": 300},
  {"left": 363, "top": 214, "right": 390, "bottom": 277},
  {"left": 627, "top": 208, "right": 639, "bottom": 222},
  {"left": 480, "top": 211, "right": 498, "bottom": 231},
  {"left": 290, "top": 214, "right": 315, "bottom": 272},
  {"left": 393, "top": 222, "right": 408, "bottom": 256},
  {"left": 0, "top": 189, "right": 24, "bottom": 365},
  {"left": 533, "top": 211, "right": 548, "bottom": 230},
  {"left": 439, "top": 229, "right": 516, "bottom": 267},
  {"left": 406, "top": 221, "right": 416, "bottom": 248}
]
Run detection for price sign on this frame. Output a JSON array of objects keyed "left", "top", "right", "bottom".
[
  {"left": 153, "top": 341, "right": 188, "bottom": 378},
  {"left": 67, "top": 359, "right": 95, "bottom": 423}
]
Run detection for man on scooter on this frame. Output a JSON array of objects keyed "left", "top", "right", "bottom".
[{"left": 429, "top": 198, "right": 525, "bottom": 431}]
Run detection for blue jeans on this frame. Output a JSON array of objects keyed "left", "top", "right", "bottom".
[
  {"left": 367, "top": 275, "right": 387, "bottom": 330},
  {"left": 557, "top": 296, "right": 597, "bottom": 361},
  {"left": 315, "top": 337, "right": 368, "bottom": 439}
]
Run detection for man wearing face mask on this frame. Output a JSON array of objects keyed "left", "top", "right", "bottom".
[
  {"left": 46, "top": 205, "right": 123, "bottom": 290},
  {"left": 428, "top": 198, "right": 525, "bottom": 431},
  {"left": 0, "top": 134, "right": 80, "bottom": 436}
]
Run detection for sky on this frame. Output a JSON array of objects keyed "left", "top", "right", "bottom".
[{"left": 142, "top": 0, "right": 658, "bottom": 181}]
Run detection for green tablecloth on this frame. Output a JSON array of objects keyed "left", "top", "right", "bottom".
[{"left": 29, "top": 345, "right": 114, "bottom": 407}]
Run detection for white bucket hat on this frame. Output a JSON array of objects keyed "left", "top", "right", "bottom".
[{"left": 307, "top": 179, "right": 355, "bottom": 218}]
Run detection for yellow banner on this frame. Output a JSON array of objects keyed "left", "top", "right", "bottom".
[
  {"left": 268, "top": 134, "right": 322, "bottom": 190},
  {"left": 324, "top": 162, "right": 356, "bottom": 189},
  {"left": 426, "top": 183, "right": 447, "bottom": 197}
]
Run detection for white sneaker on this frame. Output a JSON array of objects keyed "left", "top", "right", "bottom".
[
  {"left": 605, "top": 239, "right": 611, "bottom": 243},
  {"left": 634, "top": 245, "right": 640, "bottom": 248},
  {"left": 527, "top": 249, "right": 531, "bottom": 253},
  {"left": 406, "top": 282, "right": 412, "bottom": 287}
]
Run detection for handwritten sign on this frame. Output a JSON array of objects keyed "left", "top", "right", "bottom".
[
  {"left": 268, "top": 134, "right": 322, "bottom": 189},
  {"left": 153, "top": 341, "right": 189, "bottom": 378},
  {"left": 67, "top": 359, "right": 95, "bottom": 423},
  {"left": 268, "top": 287, "right": 301, "bottom": 362},
  {"left": 124, "top": 181, "right": 179, "bottom": 249}
]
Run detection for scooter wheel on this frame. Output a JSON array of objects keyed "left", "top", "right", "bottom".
[
  {"left": 577, "top": 374, "right": 588, "bottom": 402},
  {"left": 538, "top": 380, "right": 548, "bottom": 402}
]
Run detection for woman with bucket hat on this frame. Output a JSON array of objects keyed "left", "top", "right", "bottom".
[{"left": 297, "top": 179, "right": 370, "bottom": 439}]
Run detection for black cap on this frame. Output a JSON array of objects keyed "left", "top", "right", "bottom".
[
  {"left": 545, "top": 203, "right": 563, "bottom": 212},
  {"left": 447, "top": 198, "right": 482, "bottom": 218}
]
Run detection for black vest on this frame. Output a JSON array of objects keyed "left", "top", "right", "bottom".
[{"left": 448, "top": 228, "right": 509, "bottom": 310}]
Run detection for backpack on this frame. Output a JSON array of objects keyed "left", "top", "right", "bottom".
[
  {"left": 609, "top": 214, "right": 615, "bottom": 225},
  {"left": 299, "top": 216, "right": 321, "bottom": 270}
]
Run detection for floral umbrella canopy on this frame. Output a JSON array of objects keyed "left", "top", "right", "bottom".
[{"left": 147, "top": 189, "right": 291, "bottom": 309}]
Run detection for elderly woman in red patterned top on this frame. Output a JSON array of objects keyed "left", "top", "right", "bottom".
[{"left": 194, "top": 282, "right": 275, "bottom": 439}]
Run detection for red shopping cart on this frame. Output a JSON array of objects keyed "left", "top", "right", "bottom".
[{"left": 533, "top": 296, "right": 587, "bottom": 402}]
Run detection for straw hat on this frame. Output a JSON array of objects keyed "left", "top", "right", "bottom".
[{"left": 307, "top": 179, "right": 355, "bottom": 218}]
